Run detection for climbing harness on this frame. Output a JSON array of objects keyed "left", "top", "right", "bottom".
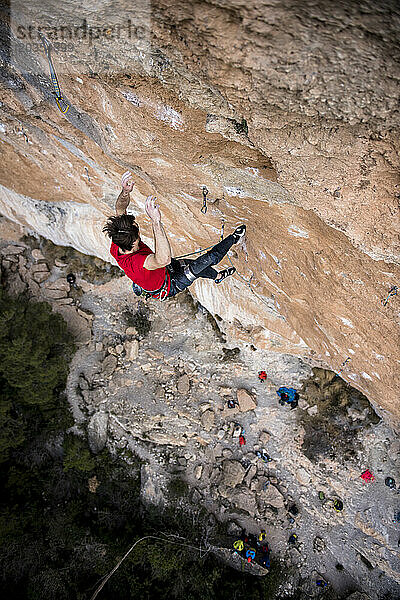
[
  {"left": 360, "top": 469, "right": 375, "bottom": 484},
  {"left": 201, "top": 186, "right": 209, "bottom": 214},
  {"left": 132, "top": 269, "right": 169, "bottom": 302},
  {"left": 258, "top": 370, "right": 267, "bottom": 382},
  {"left": 381, "top": 285, "right": 398, "bottom": 307},
  {"left": 39, "top": 33, "right": 70, "bottom": 114}
]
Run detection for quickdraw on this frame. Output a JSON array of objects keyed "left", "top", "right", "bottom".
[
  {"left": 338, "top": 357, "right": 351, "bottom": 374},
  {"left": 201, "top": 186, "right": 208, "bottom": 214},
  {"left": 39, "top": 33, "right": 70, "bottom": 114},
  {"left": 382, "top": 285, "right": 398, "bottom": 307}
]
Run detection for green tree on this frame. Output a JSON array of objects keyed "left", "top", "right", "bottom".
[
  {"left": 0, "top": 289, "right": 74, "bottom": 409},
  {"left": 63, "top": 434, "right": 95, "bottom": 472}
]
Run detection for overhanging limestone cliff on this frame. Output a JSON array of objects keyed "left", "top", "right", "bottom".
[{"left": 0, "top": 0, "right": 399, "bottom": 418}]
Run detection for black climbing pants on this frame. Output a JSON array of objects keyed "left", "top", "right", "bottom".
[{"left": 167, "top": 234, "right": 236, "bottom": 297}]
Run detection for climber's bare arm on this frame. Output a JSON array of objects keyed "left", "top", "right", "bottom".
[
  {"left": 143, "top": 196, "right": 172, "bottom": 270},
  {"left": 115, "top": 171, "right": 134, "bottom": 215}
]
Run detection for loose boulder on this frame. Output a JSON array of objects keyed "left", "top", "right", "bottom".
[
  {"left": 125, "top": 339, "right": 139, "bottom": 361},
  {"left": 237, "top": 388, "right": 257, "bottom": 412},
  {"left": 102, "top": 354, "right": 118, "bottom": 376},
  {"left": 220, "top": 460, "right": 246, "bottom": 488},
  {"left": 87, "top": 411, "right": 109, "bottom": 454},
  {"left": 201, "top": 409, "right": 215, "bottom": 432},
  {"left": 177, "top": 373, "right": 190, "bottom": 395}
]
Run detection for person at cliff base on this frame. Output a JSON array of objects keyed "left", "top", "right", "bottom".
[{"left": 103, "top": 172, "right": 246, "bottom": 301}]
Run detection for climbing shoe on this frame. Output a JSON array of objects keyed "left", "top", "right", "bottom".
[
  {"left": 215, "top": 267, "right": 236, "bottom": 284},
  {"left": 232, "top": 224, "right": 246, "bottom": 243}
]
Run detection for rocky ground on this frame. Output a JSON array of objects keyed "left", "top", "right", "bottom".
[{"left": 1, "top": 220, "right": 400, "bottom": 599}]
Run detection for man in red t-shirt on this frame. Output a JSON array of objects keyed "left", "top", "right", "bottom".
[{"left": 103, "top": 172, "right": 246, "bottom": 300}]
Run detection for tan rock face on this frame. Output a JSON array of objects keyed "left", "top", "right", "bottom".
[{"left": 0, "top": 1, "right": 399, "bottom": 418}]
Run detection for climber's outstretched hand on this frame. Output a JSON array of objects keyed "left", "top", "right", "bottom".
[
  {"left": 145, "top": 195, "right": 161, "bottom": 223},
  {"left": 121, "top": 171, "right": 134, "bottom": 193}
]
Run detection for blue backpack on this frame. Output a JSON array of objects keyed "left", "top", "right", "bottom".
[{"left": 277, "top": 387, "right": 299, "bottom": 408}]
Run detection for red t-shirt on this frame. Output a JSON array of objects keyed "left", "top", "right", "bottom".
[{"left": 110, "top": 241, "right": 171, "bottom": 296}]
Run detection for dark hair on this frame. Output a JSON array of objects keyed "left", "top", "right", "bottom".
[{"left": 102, "top": 214, "right": 139, "bottom": 251}]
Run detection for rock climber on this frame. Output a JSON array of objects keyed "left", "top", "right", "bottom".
[{"left": 103, "top": 172, "right": 246, "bottom": 300}]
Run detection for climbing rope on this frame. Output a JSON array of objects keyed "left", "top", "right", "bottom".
[
  {"left": 183, "top": 196, "right": 284, "bottom": 313},
  {"left": 189, "top": 185, "right": 389, "bottom": 384},
  {"left": 175, "top": 244, "right": 215, "bottom": 260},
  {"left": 89, "top": 534, "right": 210, "bottom": 600},
  {"left": 39, "top": 33, "right": 70, "bottom": 114}
]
